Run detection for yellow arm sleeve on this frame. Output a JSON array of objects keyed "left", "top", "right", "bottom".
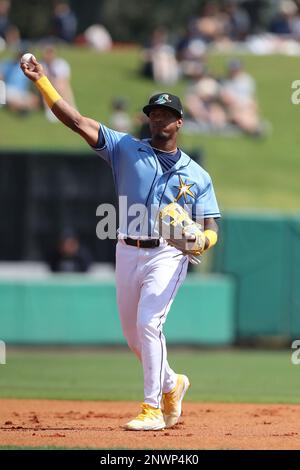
[
  {"left": 204, "top": 229, "right": 218, "bottom": 250},
  {"left": 35, "top": 76, "right": 62, "bottom": 108}
]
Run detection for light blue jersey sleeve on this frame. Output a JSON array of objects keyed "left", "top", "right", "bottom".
[
  {"left": 91, "top": 124, "right": 126, "bottom": 166},
  {"left": 194, "top": 174, "right": 221, "bottom": 220}
]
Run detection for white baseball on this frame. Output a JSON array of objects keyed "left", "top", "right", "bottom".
[{"left": 20, "top": 53, "right": 36, "bottom": 64}]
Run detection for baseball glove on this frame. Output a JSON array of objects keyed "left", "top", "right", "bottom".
[{"left": 159, "top": 202, "right": 206, "bottom": 259}]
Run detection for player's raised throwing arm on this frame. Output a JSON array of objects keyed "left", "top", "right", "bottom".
[{"left": 20, "top": 55, "right": 100, "bottom": 147}]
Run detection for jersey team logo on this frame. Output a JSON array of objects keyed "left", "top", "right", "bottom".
[
  {"left": 154, "top": 94, "right": 172, "bottom": 105},
  {"left": 174, "top": 175, "right": 196, "bottom": 203}
]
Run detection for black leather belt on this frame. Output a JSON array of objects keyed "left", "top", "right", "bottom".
[{"left": 124, "top": 237, "right": 160, "bottom": 248}]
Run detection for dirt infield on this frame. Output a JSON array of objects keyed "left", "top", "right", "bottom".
[{"left": 1, "top": 399, "right": 300, "bottom": 449}]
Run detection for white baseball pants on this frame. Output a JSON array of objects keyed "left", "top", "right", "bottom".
[{"left": 115, "top": 239, "right": 189, "bottom": 408}]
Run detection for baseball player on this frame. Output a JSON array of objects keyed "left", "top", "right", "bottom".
[{"left": 20, "top": 56, "right": 220, "bottom": 431}]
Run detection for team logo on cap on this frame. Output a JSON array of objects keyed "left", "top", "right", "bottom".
[
  {"left": 154, "top": 94, "right": 172, "bottom": 105},
  {"left": 174, "top": 175, "right": 196, "bottom": 203}
]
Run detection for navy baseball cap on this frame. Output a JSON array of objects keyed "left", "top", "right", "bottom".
[{"left": 143, "top": 93, "right": 183, "bottom": 119}]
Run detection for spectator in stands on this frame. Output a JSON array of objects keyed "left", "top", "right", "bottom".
[
  {"left": 0, "top": 0, "right": 23, "bottom": 51},
  {"left": 184, "top": 64, "right": 227, "bottom": 133},
  {"left": 47, "top": 230, "right": 92, "bottom": 273},
  {"left": 142, "top": 27, "right": 179, "bottom": 84},
  {"left": 290, "top": 22, "right": 300, "bottom": 42},
  {"left": 285, "top": 1, "right": 300, "bottom": 41},
  {"left": 109, "top": 97, "right": 132, "bottom": 133},
  {"left": 83, "top": 24, "right": 113, "bottom": 51},
  {"left": 0, "top": 0, "right": 11, "bottom": 40},
  {"left": 222, "top": 0, "right": 251, "bottom": 41},
  {"left": 184, "top": 59, "right": 265, "bottom": 136},
  {"left": 220, "top": 58, "right": 261, "bottom": 135},
  {"left": 0, "top": 51, "right": 39, "bottom": 114},
  {"left": 176, "top": 24, "right": 207, "bottom": 79},
  {"left": 269, "top": 0, "right": 297, "bottom": 35},
  {"left": 52, "top": 1, "right": 77, "bottom": 43},
  {"left": 4, "top": 24, "right": 23, "bottom": 51},
  {"left": 41, "top": 44, "right": 76, "bottom": 121},
  {"left": 188, "top": 2, "right": 227, "bottom": 44}
]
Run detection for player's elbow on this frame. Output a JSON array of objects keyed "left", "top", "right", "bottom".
[
  {"left": 52, "top": 104, "right": 84, "bottom": 134},
  {"left": 70, "top": 114, "right": 85, "bottom": 134},
  {"left": 69, "top": 115, "right": 99, "bottom": 146}
]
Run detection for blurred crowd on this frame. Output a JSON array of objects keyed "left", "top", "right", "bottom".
[
  {"left": 183, "top": 58, "right": 263, "bottom": 136},
  {"left": 0, "top": 0, "right": 112, "bottom": 51},
  {"left": 0, "top": 0, "right": 112, "bottom": 117},
  {"left": 142, "top": 0, "right": 300, "bottom": 86},
  {"left": 142, "top": 0, "right": 300, "bottom": 135},
  {"left": 2, "top": 0, "right": 300, "bottom": 136},
  {"left": 0, "top": 43, "right": 76, "bottom": 117}
]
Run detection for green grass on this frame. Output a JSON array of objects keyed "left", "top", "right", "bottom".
[
  {"left": 1, "top": 47, "right": 300, "bottom": 210},
  {"left": 0, "top": 349, "right": 298, "bottom": 404}
]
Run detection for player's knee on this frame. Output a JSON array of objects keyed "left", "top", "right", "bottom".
[
  {"left": 126, "top": 337, "right": 141, "bottom": 359},
  {"left": 137, "top": 318, "right": 159, "bottom": 338},
  {"left": 120, "top": 327, "right": 141, "bottom": 357}
]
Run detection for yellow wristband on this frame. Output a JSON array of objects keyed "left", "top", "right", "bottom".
[
  {"left": 35, "top": 76, "right": 62, "bottom": 108},
  {"left": 204, "top": 229, "right": 218, "bottom": 250}
]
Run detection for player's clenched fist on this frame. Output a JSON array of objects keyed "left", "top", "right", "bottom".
[{"left": 20, "top": 53, "right": 44, "bottom": 82}]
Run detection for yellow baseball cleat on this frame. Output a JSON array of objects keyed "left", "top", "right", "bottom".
[
  {"left": 124, "top": 403, "right": 166, "bottom": 431},
  {"left": 162, "top": 374, "right": 190, "bottom": 428}
]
